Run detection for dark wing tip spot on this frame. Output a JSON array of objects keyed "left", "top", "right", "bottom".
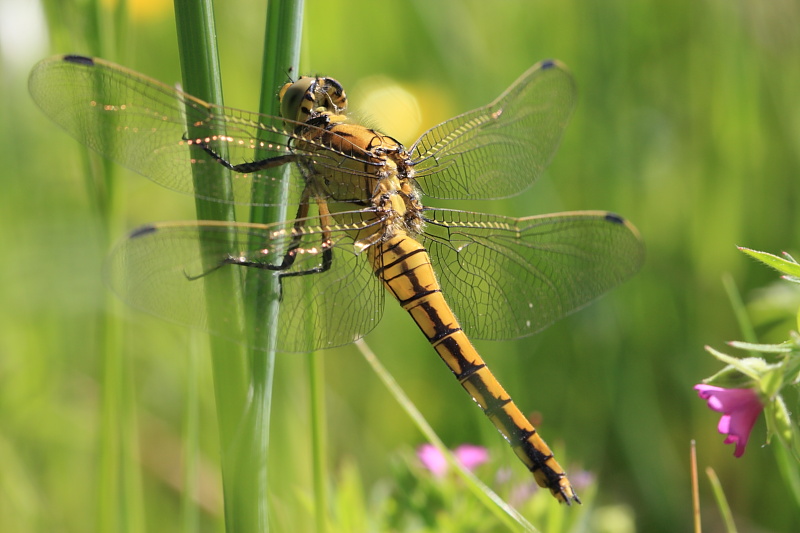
[
  {"left": 540, "top": 59, "right": 557, "bottom": 70},
  {"left": 129, "top": 224, "right": 158, "bottom": 239},
  {"left": 604, "top": 212, "right": 626, "bottom": 225},
  {"left": 63, "top": 54, "right": 95, "bottom": 66}
]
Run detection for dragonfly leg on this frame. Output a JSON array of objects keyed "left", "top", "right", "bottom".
[
  {"left": 184, "top": 237, "right": 333, "bottom": 302},
  {"left": 185, "top": 198, "right": 334, "bottom": 301},
  {"left": 277, "top": 196, "right": 334, "bottom": 280},
  {"left": 184, "top": 132, "right": 299, "bottom": 173},
  {"left": 214, "top": 241, "right": 332, "bottom": 274},
  {"left": 225, "top": 236, "right": 332, "bottom": 301},
  {"left": 277, "top": 244, "right": 332, "bottom": 279}
]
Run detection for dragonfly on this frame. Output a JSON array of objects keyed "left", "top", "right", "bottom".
[{"left": 29, "top": 54, "right": 644, "bottom": 504}]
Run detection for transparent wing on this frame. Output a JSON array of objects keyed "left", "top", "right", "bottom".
[
  {"left": 409, "top": 60, "right": 576, "bottom": 200},
  {"left": 106, "top": 213, "right": 385, "bottom": 352},
  {"left": 28, "top": 55, "right": 377, "bottom": 207},
  {"left": 420, "top": 208, "right": 644, "bottom": 340}
]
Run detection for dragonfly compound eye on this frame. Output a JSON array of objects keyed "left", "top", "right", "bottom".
[
  {"left": 279, "top": 76, "right": 348, "bottom": 124},
  {"left": 279, "top": 76, "right": 317, "bottom": 122}
]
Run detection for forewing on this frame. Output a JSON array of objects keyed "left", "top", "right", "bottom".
[
  {"left": 106, "top": 214, "right": 384, "bottom": 352},
  {"left": 409, "top": 60, "right": 576, "bottom": 200},
  {"left": 421, "top": 209, "right": 644, "bottom": 340},
  {"left": 28, "top": 55, "right": 369, "bottom": 207}
]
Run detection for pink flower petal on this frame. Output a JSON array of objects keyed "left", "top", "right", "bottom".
[
  {"left": 717, "top": 414, "right": 731, "bottom": 434},
  {"left": 417, "top": 443, "right": 490, "bottom": 477},
  {"left": 454, "top": 444, "right": 489, "bottom": 471},
  {"left": 417, "top": 444, "right": 447, "bottom": 477},
  {"left": 695, "top": 385, "right": 763, "bottom": 457}
]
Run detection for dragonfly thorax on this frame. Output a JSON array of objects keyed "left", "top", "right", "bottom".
[{"left": 279, "top": 73, "right": 423, "bottom": 224}]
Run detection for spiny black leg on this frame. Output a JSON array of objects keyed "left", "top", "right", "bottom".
[
  {"left": 184, "top": 132, "right": 299, "bottom": 173},
  {"left": 275, "top": 244, "right": 332, "bottom": 300},
  {"left": 182, "top": 239, "right": 302, "bottom": 281},
  {"left": 183, "top": 259, "right": 228, "bottom": 281},
  {"left": 278, "top": 243, "right": 333, "bottom": 280},
  {"left": 187, "top": 243, "right": 333, "bottom": 301},
  {"left": 184, "top": 241, "right": 332, "bottom": 279}
]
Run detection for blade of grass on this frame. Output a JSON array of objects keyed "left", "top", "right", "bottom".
[
  {"left": 354, "top": 339, "right": 539, "bottom": 533},
  {"left": 176, "top": 1, "right": 304, "bottom": 531},
  {"left": 309, "top": 350, "right": 329, "bottom": 533},
  {"left": 51, "top": 2, "right": 147, "bottom": 531},
  {"left": 182, "top": 333, "right": 202, "bottom": 533},
  {"left": 248, "top": 6, "right": 325, "bottom": 531},
  {"left": 705, "top": 467, "right": 738, "bottom": 533},
  {"left": 239, "top": 1, "right": 305, "bottom": 532},
  {"left": 173, "top": 1, "right": 252, "bottom": 531},
  {"left": 98, "top": 297, "right": 145, "bottom": 533},
  {"left": 774, "top": 443, "right": 800, "bottom": 507},
  {"left": 721, "top": 273, "right": 758, "bottom": 349}
]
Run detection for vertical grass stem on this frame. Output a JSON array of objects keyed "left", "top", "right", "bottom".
[{"left": 173, "top": 1, "right": 251, "bottom": 531}]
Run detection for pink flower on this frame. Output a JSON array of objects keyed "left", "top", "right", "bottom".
[
  {"left": 453, "top": 444, "right": 489, "bottom": 470},
  {"left": 695, "top": 385, "right": 764, "bottom": 457},
  {"left": 417, "top": 443, "right": 489, "bottom": 477}
]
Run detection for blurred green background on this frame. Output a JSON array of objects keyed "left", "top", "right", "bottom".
[{"left": 2, "top": 0, "right": 800, "bottom": 531}]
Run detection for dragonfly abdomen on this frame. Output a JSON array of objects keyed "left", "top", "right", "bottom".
[{"left": 369, "top": 234, "right": 580, "bottom": 504}]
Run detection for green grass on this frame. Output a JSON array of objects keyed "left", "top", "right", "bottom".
[{"left": 4, "top": 0, "right": 800, "bottom": 531}]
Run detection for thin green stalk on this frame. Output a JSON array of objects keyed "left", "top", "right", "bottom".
[
  {"left": 240, "top": 1, "right": 304, "bottom": 531},
  {"left": 55, "top": 1, "right": 147, "bottom": 531},
  {"left": 705, "top": 467, "right": 738, "bottom": 533},
  {"left": 173, "top": 1, "right": 251, "bottom": 531},
  {"left": 354, "top": 339, "right": 538, "bottom": 533},
  {"left": 774, "top": 443, "right": 800, "bottom": 507},
  {"left": 244, "top": 4, "right": 304, "bottom": 308},
  {"left": 182, "top": 333, "right": 202, "bottom": 533},
  {"left": 176, "top": 1, "right": 304, "bottom": 531},
  {"left": 309, "top": 351, "right": 329, "bottom": 533},
  {"left": 98, "top": 297, "right": 145, "bottom": 533},
  {"left": 721, "top": 273, "right": 758, "bottom": 348}
]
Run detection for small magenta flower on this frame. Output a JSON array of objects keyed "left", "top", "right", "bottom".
[
  {"left": 418, "top": 444, "right": 448, "bottom": 477},
  {"left": 695, "top": 384, "right": 764, "bottom": 457},
  {"left": 417, "top": 443, "right": 489, "bottom": 477}
]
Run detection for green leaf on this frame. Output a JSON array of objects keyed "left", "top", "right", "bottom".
[
  {"left": 727, "top": 340, "right": 796, "bottom": 354},
  {"left": 704, "top": 365, "right": 756, "bottom": 389},
  {"left": 759, "top": 367, "right": 784, "bottom": 398},
  {"left": 739, "top": 247, "right": 800, "bottom": 280},
  {"left": 704, "top": 346, "right": 770, "bottom": 380}
]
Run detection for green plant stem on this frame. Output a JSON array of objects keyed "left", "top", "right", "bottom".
[
  {"left": 309, "top": 350, "right": 329, "bottom": 533},
  {"left": 173, "top": 1, "right": 251, "bottom": 531},
  {"left": 175, "top": 1, "right": 304, "bottom": 531},
  {"left": 240, "top": 1, "right": 305, "bottom": 532},
  {"left": 705, "top": 467, "right": 738, "bottom": 533},
  {"left": 63, "top": 1, "right": 146, "bottom": 531},
  {"left": 98, "top": 298, "right": 145, "bottom": 533},
  {"left": 182, "top": 333, "right": 202, "bottom": 533},
  {"left": 721, "top": 273, "right": 758, "bottom": 349},
  {"left": 774, "top": 443, "right": 800, "bottom": 507}
]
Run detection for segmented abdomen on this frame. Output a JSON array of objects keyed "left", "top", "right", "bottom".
[{"left": 369, "top": 234, "right": 579, "bottom": 504}]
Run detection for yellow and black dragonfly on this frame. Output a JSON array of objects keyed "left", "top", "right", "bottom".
[{"left": 29, "top": 55, "right": 644, "bottom": 504}]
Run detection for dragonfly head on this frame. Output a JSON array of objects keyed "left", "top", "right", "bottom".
[{"left": 279, "top": 75, "right": 348, "bottom": 124}]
